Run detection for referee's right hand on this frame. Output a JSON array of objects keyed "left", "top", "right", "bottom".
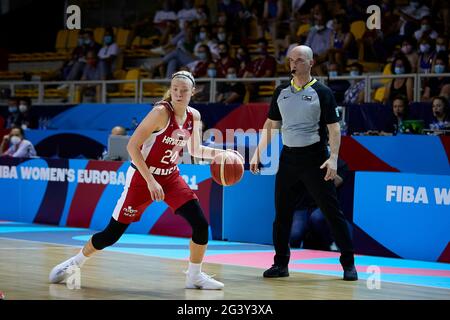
[{"left": 250, "top": 151, "right": 261, "bottom": 174}]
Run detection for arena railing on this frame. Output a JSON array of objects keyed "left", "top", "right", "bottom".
[{"left": 1, "top": 73, "right": 449, "bottom": 105}]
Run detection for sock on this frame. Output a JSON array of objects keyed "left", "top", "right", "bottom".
[
  {"left": 72, "top": 250, "right": 89, "bottom": 267},
  {"left": 188, "top": 262, "right": 202, "bottom": 277}
]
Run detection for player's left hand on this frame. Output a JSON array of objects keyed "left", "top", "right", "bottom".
[
  {"left": 320, "top": 158, "right": 337, "bottom": 181},
  {"left": 225, "top": 149, "right": 244, "bottom": 163}
]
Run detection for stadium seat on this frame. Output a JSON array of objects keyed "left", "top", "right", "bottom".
[
  {"left": 116, "top": 28, "right": 131, "bottom": 48},
  {"left": 67, "top": 30, "right": 80, "bottom": 50},
  {"left": 55, "top": 29, "right": 69, "bottom": 52},
  {"left": 350, "top": 20, "right": 366, "bottom": 40},
  {"left": 94, "top": 27, "right": 105, "bottom": 45},
  {"left": 373, "top": 87, "right": 385, "bottom": 102},
  {"left": 296, "top": 24, "right": 310, "bottom": 37}
]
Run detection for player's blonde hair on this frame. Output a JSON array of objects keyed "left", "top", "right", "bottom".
[{"left": 163, "top": 71, "right": 196, "bottom": 102}]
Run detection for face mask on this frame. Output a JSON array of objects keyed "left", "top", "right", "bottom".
[
  {"left": 436, "top": 45, "right": 446, "bottom": 52},
  {"left": 350, "top": 70, "right": 359, "bottom": 77},
  {"left": 179, "top": 20, "right": 185, "bottom": 29},
  {"left": 434, "top": 64, "right": 445, "bottom": 74},
  {"left": 197, "top": 52, "right": 207, "bottom": 60},
  {"left": 10, "top": 136, "right": 21, "bottom": 146},
  {"left": 420, "top": 24, "right": 430, "bottom": 32},
  {"left": 227, "top": 73, "right": 237, "bottom": 79},
  {"left": 401, "top": 45, "right": 412, "bottom": 54},
  {"left": 329, "top": 71, "right": 338, "bottom": 77},
  {"left": 19, "top": 104, "right": 28, "bottom": 113},
  {"left": 8, "top": 106, "right": 18, "bottom": 113},
  {"left": 199, "top": 32, "right": 207, "bottom": 40},
  {"left": 207, "top": 69, "right": 216, "bottom": 78},
  {"left": 217, "top": 33, "right": 226, "bottom": 41},
  {"left": 420, "top": 44, "right": 430, "bottom": 53},
  {"left": 84, "top": 38, "right": 92, "bottom": 45},
  {"left": 104, "top": 35, "right": 113, "bottom": 45},
  {"left": 394, "top": 66, "right": 405, "bottom": 74}
]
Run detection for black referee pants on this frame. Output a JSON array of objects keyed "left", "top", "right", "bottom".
[{"left": 273, "top": 143, "right": 355, "bottom": 268}]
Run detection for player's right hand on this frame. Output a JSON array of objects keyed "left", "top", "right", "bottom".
[
  {"left": 147, "top": 179, "right": 165, "bottom": 202},
  {"left": 249, "top": 152, "right": 260, "bottom": 175}
]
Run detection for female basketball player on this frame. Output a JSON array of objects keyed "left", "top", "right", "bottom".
[{"left": 50, "top": 71, "right": 241, "bottom": 290}]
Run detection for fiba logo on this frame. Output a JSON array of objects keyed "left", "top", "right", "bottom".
[
  {"left": 123, "top": 206, "right": 138, "bottom": 217},
  {"left": 366, "top": 5, "right": 381, "bottom": 30}
]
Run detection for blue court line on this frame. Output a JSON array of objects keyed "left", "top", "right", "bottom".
[
  {"left": 292, "top": 257, "right": 450, "bottom": 271},
  {"left": 291, "top": 268, "right": 450, "bottom": 290}
]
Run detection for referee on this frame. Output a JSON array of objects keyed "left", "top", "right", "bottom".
[{"left": 250, "top": 45, "right": 357, "bottom": 281}]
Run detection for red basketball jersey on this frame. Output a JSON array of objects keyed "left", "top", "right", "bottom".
[{"left": 139, "top": 101, "right": 194, "bottom": 176}]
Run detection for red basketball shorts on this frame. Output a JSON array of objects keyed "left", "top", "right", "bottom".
[{"left": 112, "top": 165, "right": 198, "bottom": 224}]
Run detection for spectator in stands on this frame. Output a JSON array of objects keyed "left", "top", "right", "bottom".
[
  {"left": 216, "top": 66, "right": 246, "bottom": 104},
  {"left": 429, "top": 96, "right": 450, "bottom": 131},
  {"left": 61, "top": 31, "right": 86, "bottom": 80},
  {"left": 417, "top": 36, "right": 436, "bottom": 73},
  {"left": 343, "top": 62, "right": 365, "bottom": 104},
  {"left": 0, "top": 127, "right": 37, "bottom": 158},
  {"left": 153, "top": 2, "right": 177, "bottom": 37},
  {"left": 5, "top": 97, "right": 20, "bottom": 129},
  {"left": 327, "top": 62, "right": 350, "bottom": 104},
  {"left": 98, "top": 27, "right": 120, "bottom": 80},
  {"left": 401, "top": 37, "right": 419, "bottom": 73},
  {"left": 384, "top": 95, "right": 411, "bottom": 135},
  {"left": 215, "top": 26, "right": 231, "bottom": 45},
  {"left": 395, "top": 0, "right": 431, "bottom": 38},
  {"left": 243, "top": 38, "right": 276, "bottom": 78},
  {"left": 193, "top": 25, "right": 219, "bottom": 60},
  {"left": 17, "top": 97, "right": 37, "bottom": 129},
  {"left": 383, "top": 55, "right": 414, "bottom": 103},
  {"left": 65, "top": 30, "right": 101, "bottom": 81},
  {"left": 234, "top": 45, "right": 250, "bottom": 77},
  {"left": 150, "top": 23, "right": 197, "bottom": 78},
  {"left": 177, "top": 0, "right": 203, "bottom": 28},
  {"left": 187, "top": 45, "right": 213, "bottom": 78},
  {"left": 243, "top": 38, "right": 276, "bottom": 99},
  {"left": 217, "top": 0, "right": 247, "bottom": 43},
  {"left": 305, "top": 7, "right": 333, "bottom": 76},
  {"left": 290, "top": 158, "right": 349, "bottom": 251},
  {"left": 327, "top": 15, "right": 356, "bottom": 74},
  {"left": 258, "top": 0, "right": 284, "bottom": 42},
  {"left": 422, "top": 54, "right": 450, "bottom": 101},
  {"left": 435, "top": 34, "right": 449, "bottom": 57},
  {"left": 215, "top": 42, "right": 237, "bottom": 78},
  {"left": 190, "top": 57, "right": 215, "bottom": 102},
  {"left": 413, "top": 16, "right": 438, "bottom": 42},
  {"left": 80, "top": 50, "right": 101, "bottom": 102}
]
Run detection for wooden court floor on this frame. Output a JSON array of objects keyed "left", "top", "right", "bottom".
[{"left": 0, "top": 238, "right": 449, "bottom": 300}]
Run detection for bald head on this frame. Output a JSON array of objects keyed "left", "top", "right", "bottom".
[
  {"left": 289, "top": 45, "right": 313, "bottom": 61},
  {"left": 288, "top": 45, "right": 314, "bottom": 78},
  {"left": 111, "top": 126, "right": 127, "bottom": 136}
]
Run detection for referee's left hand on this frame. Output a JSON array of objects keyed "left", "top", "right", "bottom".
[{"left": 320, "top": 158, "right": 337, "bottom": 181}]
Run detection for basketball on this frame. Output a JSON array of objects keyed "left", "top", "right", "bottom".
[{"left": 210, "top": 151, "right": 244, "bottom": 186}]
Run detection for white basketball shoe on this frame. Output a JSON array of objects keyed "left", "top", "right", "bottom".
[
  {"left": 49, "top": 257, "right": 80, "bottom": 284},
  {"left": 185, "top": 271, "right": 224, "bottom": 290}
]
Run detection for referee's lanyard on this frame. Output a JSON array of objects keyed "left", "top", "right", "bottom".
[{"left": 291, "top": 77, "right": 316, "bottom": 92}]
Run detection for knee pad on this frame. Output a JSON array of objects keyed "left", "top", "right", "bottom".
[
  {"left": 91, "top": 218, "right": 128, "bottom": 250},
  {"left": 176, "top": 200, "right": 209, "bottom": 245}
]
